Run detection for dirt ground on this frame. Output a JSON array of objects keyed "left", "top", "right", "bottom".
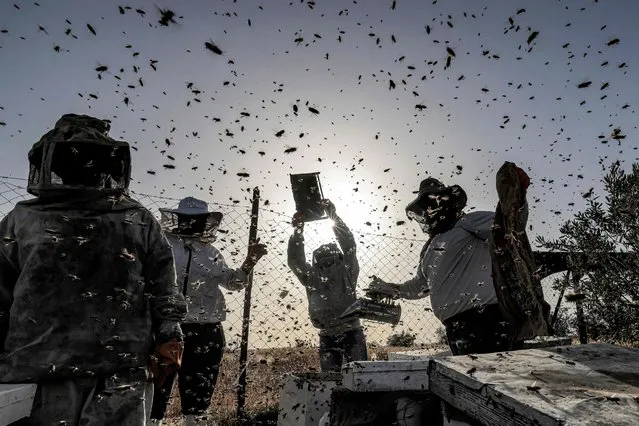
[{"left": 162, "top": 345, "right": 432, "bottom": 425}]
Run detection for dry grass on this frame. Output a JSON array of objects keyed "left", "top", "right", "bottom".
[{"left": 162, "top": 345, "right": 430, "bottom": 425}]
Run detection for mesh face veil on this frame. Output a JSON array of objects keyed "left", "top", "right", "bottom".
[
  {"left": 50, "top": 142, "right": 129, "bottom": 188},
  {"left": 406, "top": 194, "right": 461, "bottom": 236},
  {"left": 27, "top": 114, "right": 131, "bottom": 196},
  {"left": 406, "top": 209, "right": 431, "bottom": 233},
  {"left": 159, "top": 210, "right": 223, "bottom": 240},
  {"left": 312, "top": 243, "right": 344, "bottom": 267}
]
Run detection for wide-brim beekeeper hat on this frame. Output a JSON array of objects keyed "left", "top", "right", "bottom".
[
  {"left": 405, "top": 177, "right": 468, "bottom": 218},
  {"left": 159, "top": 197, "right": 223, "bottom": 237}
]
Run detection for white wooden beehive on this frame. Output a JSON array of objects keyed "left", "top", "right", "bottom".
[
  {"left": 0, "top": 384, "right": 37, "bottom": 426},
  {"left": 277, "top": 372, "right": 340, "bottom": 426},
  {"left": 341, "top": 360, "right": 430, "bottom": 393}
]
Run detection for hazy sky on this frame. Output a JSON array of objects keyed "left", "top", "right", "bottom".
[
  {"left": 1, "top": 0, "right": 638, "bottom": 240},
  {"left": 2, "top": 0, "right": 639, "bottom": 347}
]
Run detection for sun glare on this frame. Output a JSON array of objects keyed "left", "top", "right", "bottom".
[
  {"left": 302, "top": 198, "right": 372, "bottom": 246},
  {"left": 304, "top": 218, "right": 336, "bottom": 245}
]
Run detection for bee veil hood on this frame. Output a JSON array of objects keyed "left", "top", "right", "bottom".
[{"left": 24, "top": 113, "right": 138, "bottom": 211}]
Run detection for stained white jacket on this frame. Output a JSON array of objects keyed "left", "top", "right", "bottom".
[
  {"left": 399, "top": 211, "right": 499, "bottom": 322},
  {"left": 166, "top": 233, "right": 247, "bottom": 324}
]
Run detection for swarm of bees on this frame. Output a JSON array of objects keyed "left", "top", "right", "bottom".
[{"left": 0, "top": 2, "right": 637, "bottom": 422}]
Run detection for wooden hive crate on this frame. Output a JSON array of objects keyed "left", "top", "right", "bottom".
[
  {"left": 341, "top": 360, "right": 430, "bottom": 393},
  {"left": 0, "top": 384, "right": 37, "bottom": 426},
  {"left": 277, "top": 372, "right": 341, "bottom": 426}
]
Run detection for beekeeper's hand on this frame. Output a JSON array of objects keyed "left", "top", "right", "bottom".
[
  {"left": 247, "top": 241, "right": 268, "bottom": 261},
  {"left": 241, "top": 240, "right": 267, "bottom": 273},
  {"left": 246, "top": 241, "right": 268, "bottom": 264},
  {"left": 150, "top": 338, "right": 184, "bottom": 388},
  {"left": 366, "top": 276, "right": 400, "bottom": 299},
  {"left": 320, "top": 199, "right": 337, "bottom": 220},
  {"left": 292, "top": 212, "right": 305, "bottom": 231}
]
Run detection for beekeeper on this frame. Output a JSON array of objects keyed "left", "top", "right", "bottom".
[
  {"left": 150, "top": 196, "right": 267, "bottom": 425},
  {"left": 287, "top": 199, "right": 367, "bottom": 372},
  {"left": 368, "top": 163, "right": 551, "bottom": 356},
  {"left": 0, "top": 113, "right": 186, "bottom": 425}
]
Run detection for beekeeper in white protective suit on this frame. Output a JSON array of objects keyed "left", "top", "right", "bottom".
[
  {"left": 150, "top": 197, "right": 267, "bottom": 425},
  {"left": 287, "top": 199, "right": 367, "bottom": 372},
  {"left": 0, "top": 113, "right": 187, "bottom": 425}
]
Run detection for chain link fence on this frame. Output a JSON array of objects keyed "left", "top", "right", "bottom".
[
  {"left": 0, "top": 177, "right": 448, "bottom": 419},
  {"left": 0, "top": 177, "right": 443, "bottom": 350}
]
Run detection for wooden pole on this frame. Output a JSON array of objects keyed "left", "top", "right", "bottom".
[
  {"left": 236, "top": 187, "right": 260, "bottom": 420},
  {"left": 572, "top": 273, "right": 588, "bottom": 344},
  {"left": 551, "top": 270, "right": 570, "bottom": 328}
]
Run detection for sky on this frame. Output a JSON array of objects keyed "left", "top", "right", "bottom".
[
  {"left": 1, "top": 0, "right": 638, "bottom": 346},
  {"left": 1, "top": 0, "right": 638, "bottom": 241}
]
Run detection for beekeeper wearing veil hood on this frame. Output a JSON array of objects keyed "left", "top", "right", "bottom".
[
  {"left": 287, "top": 199, "right": 367, "bottom": 372},
  {"left": 368, "top": 166, "right": 551, "bottom": 356},
  {"left": 0, "top": 113, "right": 187, "bottom": 425},
  {"left": 150, "top": 197, "right": 267, "bottom": 425}
]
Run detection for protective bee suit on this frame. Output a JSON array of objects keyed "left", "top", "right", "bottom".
[
  {"left": 287, "top": 200, "right": 367, "bottom": 371},
  {"left": 151, "top": 197, "right": 267, "bottom": 425},
  {"left": 0, "top": 114, "right": 187, "bottom": 425}
]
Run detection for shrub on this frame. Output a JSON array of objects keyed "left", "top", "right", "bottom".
[{"left": 386, "top": 331, "right": 417, "bottom": 347}]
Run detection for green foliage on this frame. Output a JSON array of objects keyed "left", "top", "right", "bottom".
[
  {"left": 549, "top": 303, "right": 575, "bottom": 338},
  {"left": 537, "top": 161, "right": 639, "bottom": 345},
  {"left": 386, "top": 330, "right": 417, "bottom": 347}
]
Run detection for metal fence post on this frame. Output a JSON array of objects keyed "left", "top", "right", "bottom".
[
  {"left": 236, "top": 187, "right": 260, "bottom": 420},
  {"left": 0, "top": 178, "right": 451, "bottom": 419}
]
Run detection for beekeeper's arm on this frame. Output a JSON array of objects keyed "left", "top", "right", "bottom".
[
  {"left": 287, "top": 212, "right": 312, "bottom": 286},
  {"left": 209, "top": 242, "right": 267, "bottom": 292},
  {"left": 367, "top": 242, "right": 431, "bottom": 300},
  {"left": 325, "top": 200, "right": 360, "bottom": 282},
  {"left": 0, "top": 216, "right": 18, "bottom": 353},
  {"left": 144, "top": 216, "right": 187, "bottom": 343}
]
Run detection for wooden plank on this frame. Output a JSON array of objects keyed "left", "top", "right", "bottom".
[
  {"left": 0, "top": 384, "right": 37, "bottom": 426},
  {"left": 390, "top": 337, "right": 573, "bottom": 361},
  {"left": 522, "top": 336, "right": 572, "bottom": 349},
  {"left": 428, "top": 343, "right": 639, "bottom": 426},
  {"left": 389, "top": 337, "right": 572, "bottom": 361},
  {"left": 341, "top": 361, "right": 430, "bottom": 392},
  {"left": 388, "top": 349, "right": 451, "bottom": 361}
]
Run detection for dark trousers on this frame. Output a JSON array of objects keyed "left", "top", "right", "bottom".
[
  {"left": 443, "top": 304, "right": 524, "bottom": 356},
  {"left": 319, "top": 327, "right": 367, "bottom": 372},
  {"left": 150, "top": 323, "right": 225, "bottom": 419}
]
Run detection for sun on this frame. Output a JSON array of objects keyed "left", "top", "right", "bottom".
[
  {"left": 304, "top": 218, "right": 337, "bottom": 245},
  {"left": 301, "top": 198, "right": 372, "bottom": 246}
]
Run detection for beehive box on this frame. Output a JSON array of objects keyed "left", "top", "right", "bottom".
[
  {"left": 0, "top": 384, "right": 37, "bottom": 426},
  {"left": 277, "top": 372, "right": 341, "bottom": 426},
  {"left": 341, "top": 360, "right": 430, "bottom": 393}
]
